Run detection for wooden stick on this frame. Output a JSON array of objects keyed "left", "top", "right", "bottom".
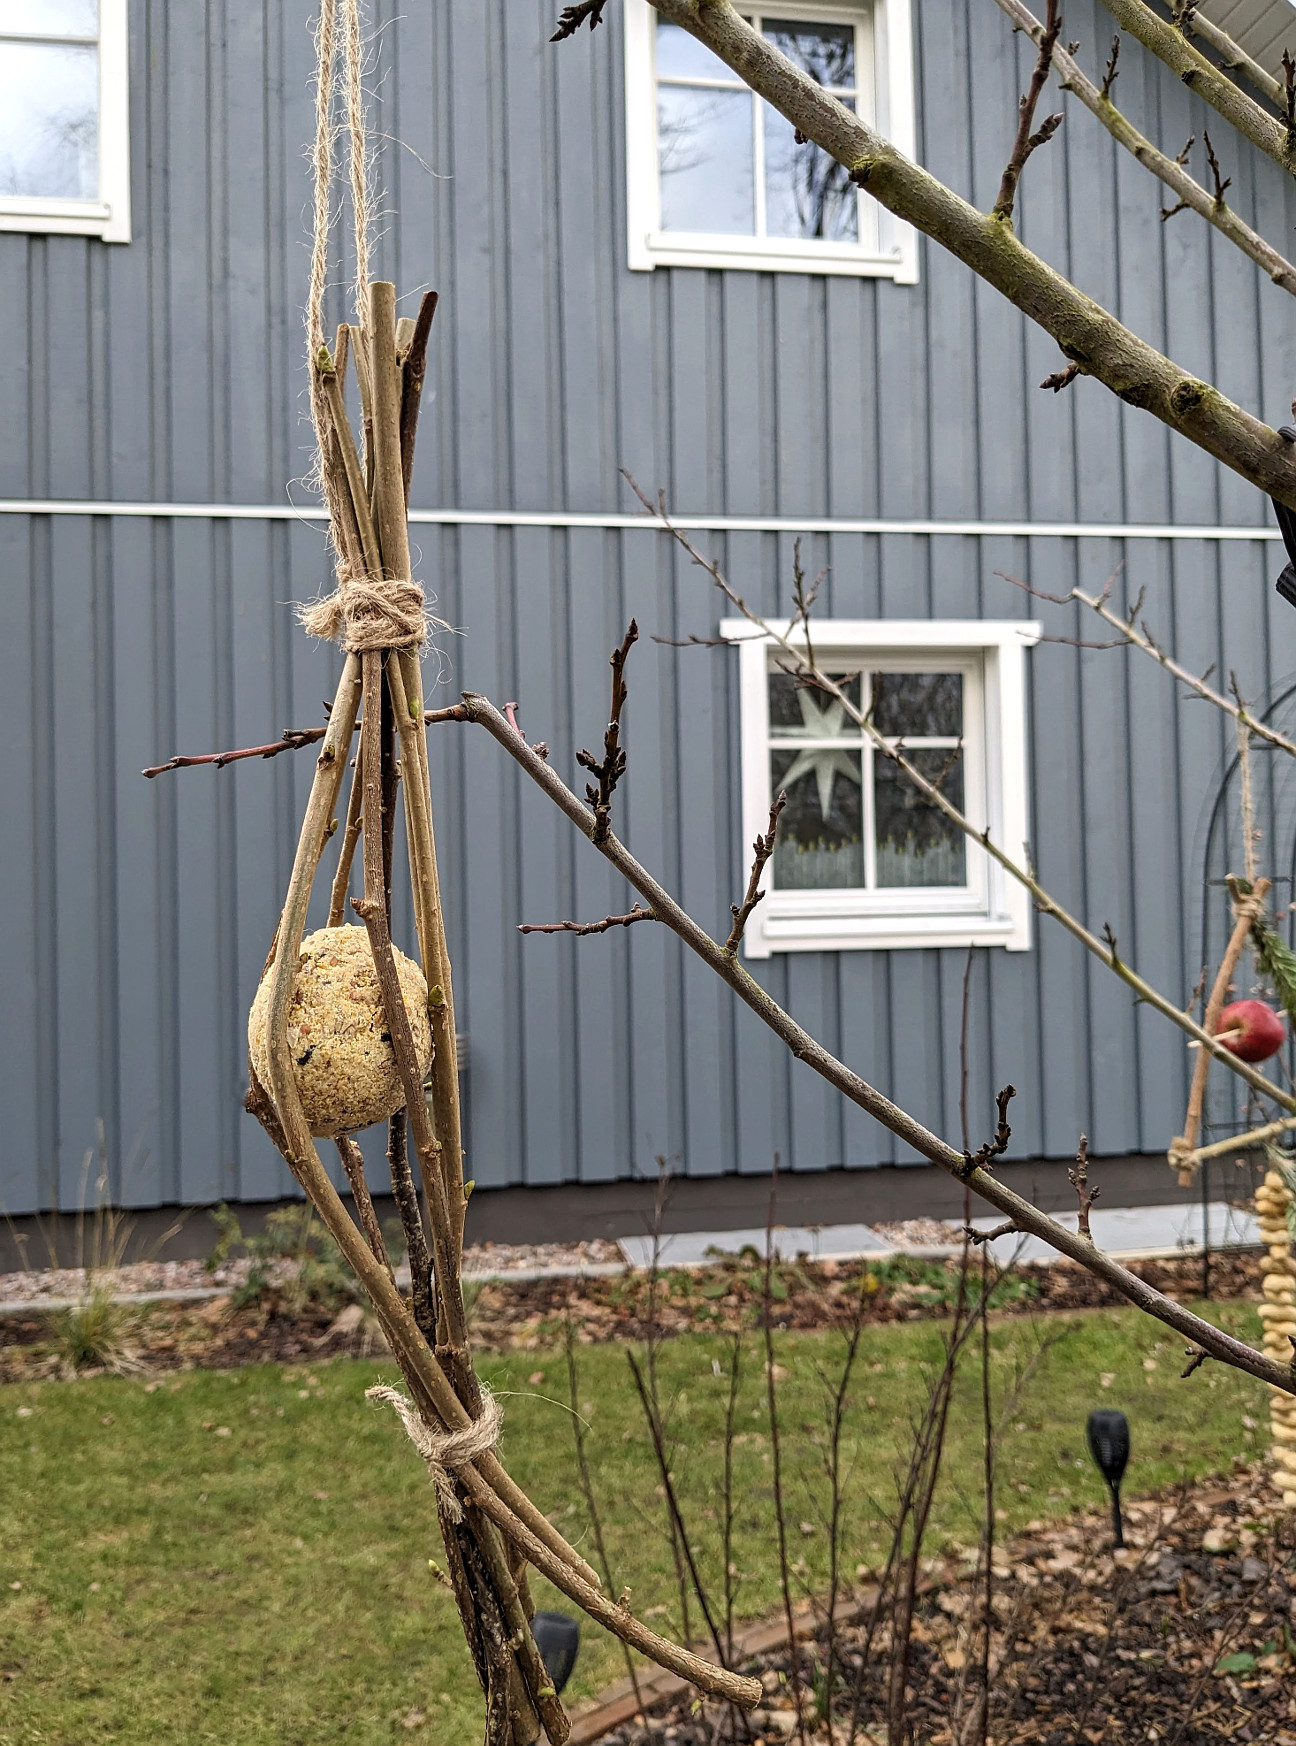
[
  {"left": 334, "top": 1134, "right": 394, "bottom": 1281},
  {"left": 327, "top": 723, "right": 365, "bottom": 926},
  {"left": 1169, "top": 876, "right": 1271, "bottom": 1185},
  {"left": 354, "top": 646, "right": 466, "bottom": 1353},
  {"left": 399, "top": 290, "right": 438, "bottom": 505}
]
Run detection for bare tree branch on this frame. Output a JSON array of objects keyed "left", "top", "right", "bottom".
[
  {"left": 1100, "top": 30, "right": 1121, "bottom": 99},
  {"left": 460, "top": 687, "right": 1296, "bottom": 1395},
  {"left": 1000, "top": 570, "right": 1296, "bottom": 761},
  {"left": 724, "top": 792, "right": 786, "bottom": 957},
  {"left": 994, "top": 0, "right": 1065, "bottom": 223},
  {"left": 992, "top": 0, "right": 1296, "bottom": 295},
  {"left": 642, "top": 0, "right": 1296, "bottom": 508},
  {"left": 1184, "top": 10, "right": 1286, "bottom": 110},
  {"left": 1095, "top": 0, "right": 1296, "bottom": 177}
]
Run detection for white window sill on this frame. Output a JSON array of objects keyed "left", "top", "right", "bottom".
[
  {"left": 0, "top": 197, "right": 127, "bottom": 241},
  {"left": 630, "top": 229, "right": 918, "bottom": 281},
  {"left": 751, "top": 911, "right": 1023, "bottom": 957}
]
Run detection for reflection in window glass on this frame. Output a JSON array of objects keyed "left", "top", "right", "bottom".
[
  {"left": 768, "top": 670, "right": 860, "bottom": 733},
  {"left": 765, "top": 102, "right": 858, "bottom": 242},
  {"left": 655, "top": 11, "right": 863, "bottom": 245},
  {"left": 874, "top": 750, "right": 966, "bottom": 888},
  {"left": 772, "top": 745, "right": 864, "bottom": 889},
  {"left": 658, "top": 84, "right": 754, "bottom": 234},
  {"left": 0, "top": 39, "right": 97, "bottom": 198},
  {"left": 762, "top": 18, "right": 855, "bottom": 87},
  {"left": 0, "top": 1, "right": 96, "bottom": 32},
  {"left": 871, "top": 672, "right": 963, "bottom": 738},
  {"left": 655, "top": 20, "right": 736, "bottom": 81}
]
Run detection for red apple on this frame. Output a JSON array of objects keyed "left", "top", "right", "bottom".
[{"left": 1214, "top": 998, "right": 1286, "bottom": 1063}]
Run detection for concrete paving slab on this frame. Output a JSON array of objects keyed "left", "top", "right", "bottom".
[
  {"left": 963, "top": 1200, "right": 1259, "bottom": 1265},
  {"left": 618, "top": 1222, "right": 892, "bottom": 1269}
]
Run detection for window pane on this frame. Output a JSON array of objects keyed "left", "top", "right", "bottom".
[
  {"left": 762, "top": 18, "right": 855, "bottom": 89},
  {"left": 656, "top": 20, "right": 738, "bottom": 82},
  {"left": 658, "top": 85, "right": 754, "bottom": 235},
  {"left": 874, "top": 750, "right": 967, "bottom": 888},
  {"left": 772, "top": 746, "right": 864, "bottom": 889},
  {"left": 764, "top": 102, "right": 858, "bottom": 242},
  {"left": 0, "top": 39, "right": 97, "bottom": 199},
  {"left": 769, "top": 671, "right": 860, "bottom": 734},
  {"left": 0, "top": 1, "right": 96, "bottom": 33},
  {"left": 871, "top": 672, "right": 963, "bottom": 739}
]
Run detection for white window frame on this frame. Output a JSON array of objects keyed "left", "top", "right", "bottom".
[
  {"left": 723, "top": 619, "right": 1041, "bottom": 956},
  {"left": 0, "top": 0, "right": 131, "bottom": 242},
  {"left": 624, "top": 0, "right": 917, "bottom": 281}
]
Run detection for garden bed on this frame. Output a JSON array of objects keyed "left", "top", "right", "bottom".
[
  {"left": 588, "top": 1465, "right": 1296, "bottom": 1744},
  {"left": 0, "top": 1247, "right": 1268, "bottom": 1384}
]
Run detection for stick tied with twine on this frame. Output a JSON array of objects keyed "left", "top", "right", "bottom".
[
  {"left": 366, "top": 1384, "right": 503, "bottom": 1522},
  {"left": 298, "top": 569, "right": 428, "bottom": 651}
]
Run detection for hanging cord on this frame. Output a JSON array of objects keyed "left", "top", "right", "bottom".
[
  {"left": 305, "top": 0, "right": 339, "bottom": 494},
  {"left": 301, "top": 0, "right": 432, "bottom": 653},
  {"left": 342, "top": 0, "right": 373, "bottom": 326}
]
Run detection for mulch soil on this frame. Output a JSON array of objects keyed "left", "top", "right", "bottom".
[
  {"left": 591, "top": 1465, "right": 1296, "bottom": 1745},
  {"left": 0, "top": 1250, "right": 1267, "bottom": 1384}
]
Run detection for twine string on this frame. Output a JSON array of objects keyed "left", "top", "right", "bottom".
[
  {"left": 305, "top": 0, "right": 434, "bottom": 654},
  {"left": 366, "top": 1385, "right": 503, "bottom": 1522},
  {"left": 298, "top": 569, "right": 428, "bottom": 651}
]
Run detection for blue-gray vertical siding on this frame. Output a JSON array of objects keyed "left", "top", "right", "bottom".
[{"left": 2, "top": 0, "right": 1296, "bottom": 1213}]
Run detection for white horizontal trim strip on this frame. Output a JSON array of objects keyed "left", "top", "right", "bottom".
[{"left": 0, "top": 498, "right": 1283, "bottom": 541}]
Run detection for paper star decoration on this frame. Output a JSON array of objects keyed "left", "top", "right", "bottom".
[{"left": 778, "top": 689, "right": 861, "bottom": 822}]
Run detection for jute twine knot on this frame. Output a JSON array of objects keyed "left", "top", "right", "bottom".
[
  {"left": 1232, "top": 890, "right": 1265, "bottom": 929},
  {"left": 365, "top": 1384, "right": 502, "bottom": 1522},
  {"left": 298, "top": 567, "right": 428, "bottom": 652}
]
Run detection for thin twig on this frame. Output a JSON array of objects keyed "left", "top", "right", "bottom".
[
  {"left": 577, "top": 621, "right": 638, "bottom": 844},
  {"left": 725, "top": 793, "right": 786, "bottom": 956},
  {"left": 142, "top": 704, "right": 469, "bottom": 780},
  {"left": 963, "top": 1086, "right": 1015, "bottom": 1177},
  {"left": 763, "top": 1169, "right": 808, "bottom": 1746},
  {"left": 994, "top": 0, "right": 1064, "bottom": 224},
  {"left": 334, "top": 1134, "right": 395, "bottom": 1281},
  {"left": 564, "top": 1323, "right": 647, "bottom": 1724},
  {"left": 1002, "top": 569, "right": 1296, "bottom": 761},
  {"left": 550, "top": 0, "right": 608, "bottom": 40},
  {"left": 519, "top": 904, "right": 656, "bottom": 937},
  {"left": 626, "top": 1348, "right": 730, "bottom": 1672},
  {"left": 1069, "top": 1134, "right": 1099, "bottom": 1240}
]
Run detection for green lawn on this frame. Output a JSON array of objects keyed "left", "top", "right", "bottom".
[{"left": 0, "top": 1303, "right": 1265, "bottom": 1745}]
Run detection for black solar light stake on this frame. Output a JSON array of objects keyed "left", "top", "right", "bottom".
[
  {"left": 1086, "top": 1408, "right": 1131, "bottom": 1549},
  {"left": 523, "top": 1614, "right": 580, "bottom": 1746},
  {"left": 531, "top": 1611, "right": 580, "bottom": 1695}
]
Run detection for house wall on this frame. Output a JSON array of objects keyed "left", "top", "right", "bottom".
[{"left": 3, "top": 0, "right": 1296, "bottom": 1217}]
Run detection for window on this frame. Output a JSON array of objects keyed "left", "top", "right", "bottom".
[
  {"left": 724, "top": 620, "right": 1041, "bottom": 955},
  {"left": 0, "top": 0, "right": 130, "bottom": 241},
  {"left": 624, "top": 0, "right": 916, "bottom": 279}
]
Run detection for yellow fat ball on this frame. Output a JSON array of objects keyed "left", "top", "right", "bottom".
[{"left": 248, "top": 924, "right": 433, "bottom": 1137}]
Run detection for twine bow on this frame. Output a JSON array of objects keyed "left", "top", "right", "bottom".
[
  {"left": 366, "top": 1384, "right": 503, "bottom": 1521},
  {"left": 298, "top": 568, "right": 428, "bottom": 653}
]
